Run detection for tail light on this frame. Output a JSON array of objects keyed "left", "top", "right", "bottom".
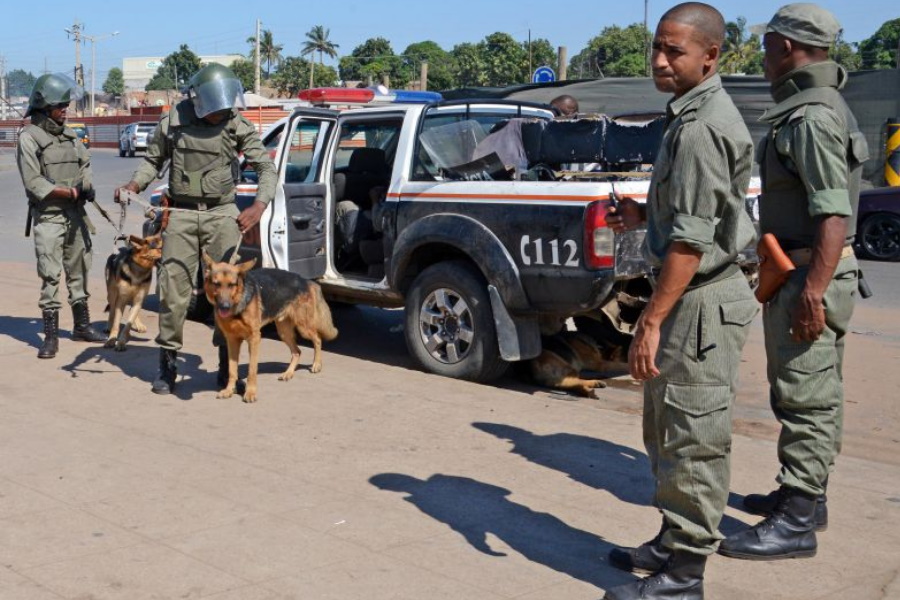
[{"left": 584, "top": 200, "right": 615, "bottom": 269}]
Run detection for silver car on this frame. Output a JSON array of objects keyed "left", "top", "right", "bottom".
[{"left": 119, "top": 121, "right": 158, "bottom": 157}]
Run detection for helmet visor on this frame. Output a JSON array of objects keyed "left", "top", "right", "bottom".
[
  {"left": 190, "top": 78, "right": 246, "bottom": 118},
  {"left": 43, "top": 73, "right": 85, "bottom": 105}
]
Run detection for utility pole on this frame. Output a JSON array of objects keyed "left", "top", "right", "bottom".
[
  {"left": 528, "top": 29, "right": 533, "bottom": 82},
  {"left": 82, "top": 30, "right": 119, "bottom": 116},
  {"left": 0, "top": 55, "right": 7, "bottom": 121},
  {"left": 558, "top": 46, "right": 567, "bottom": 81},
  {"left": 65, "top": 21, "right": 84, "bottom": 116},
  {"left": 254, "top": 19, "right": 261, "bottom": 94},
  {"left": 419, "top": 61, "right": 428, "bottom": 91},
  {"left": 644, "top": 0, "right": 650, "bottom": 76}
]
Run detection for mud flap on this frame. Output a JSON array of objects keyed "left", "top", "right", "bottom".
[{"left": 488, "top": 285, "right": 540, "bottom": 361}]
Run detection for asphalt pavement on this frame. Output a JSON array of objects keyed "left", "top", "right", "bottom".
[{"left": 0, "top": 148, "right": 898, "bottom": 599}]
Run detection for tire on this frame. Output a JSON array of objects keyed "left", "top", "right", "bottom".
[
  {"left": 404, "top": 261, "right": 508, "bottom": 382},
  {"left": 128, "top": 147, "right": 136, "bottom": 158},
  {"left": 119, "top": 145, "right": 126, "bottom": 157},
  {"left": 857, "top": 213, "right": 900, "bottom": 261}
]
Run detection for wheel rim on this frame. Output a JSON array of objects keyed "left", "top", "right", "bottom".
[
  {"left": 418, "top": 287, "right": 475, "bottom": 364},
  {"left": 862, "top": 215, "right": 900, "bottom": 259}
]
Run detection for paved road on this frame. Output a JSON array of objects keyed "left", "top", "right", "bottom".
[{"left": 0, "top": 148, "right": 898, "bottom": 599}]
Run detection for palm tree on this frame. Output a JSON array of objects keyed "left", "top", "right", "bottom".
[
  {"left": 301, "top": 25, "right": 339, "bottom": 88},
  {"left": 247, "top": 29, "right": 284, "bottom": 78}
]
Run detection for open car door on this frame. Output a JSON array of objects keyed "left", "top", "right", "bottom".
[{"left": 269, "top": 108, "right": 338, "bottom": 278}]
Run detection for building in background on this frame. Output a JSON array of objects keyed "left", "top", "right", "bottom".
[{"left": 122, "top": 55, "right": 244, "bottom": 91}]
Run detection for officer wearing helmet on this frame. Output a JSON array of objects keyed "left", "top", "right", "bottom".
[
  {"left": 116, "top": 63, "right": 276, "bottom": 395},
  {"left": 17, "top": 73, "right": 107, "bottom": 360}
]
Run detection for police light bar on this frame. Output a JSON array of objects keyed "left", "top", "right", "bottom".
[{"left": 298, "top": 87, "right": 442, "bottom": 106}]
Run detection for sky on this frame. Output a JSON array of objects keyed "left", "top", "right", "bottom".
[{"left": 0, "top": 0, "right": 891, "bottom": 89}]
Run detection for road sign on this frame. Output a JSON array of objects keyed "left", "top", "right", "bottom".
[{"left": 532, "top": 66, "right": 556, "bottom": 84}]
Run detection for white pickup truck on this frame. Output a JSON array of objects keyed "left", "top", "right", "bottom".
[{"left": 149, "top": 88, "right": 760, "bottom": 382}]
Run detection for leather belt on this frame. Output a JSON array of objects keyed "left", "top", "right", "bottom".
[
  {"left": 168, "top": 200, "right": 218, "bottom": 211},
  {"left": 785, "top": 245, "right": 854, "bottom": 267},
  {"left": 648, "top": 262, "right": 740, "bottom": 290}
]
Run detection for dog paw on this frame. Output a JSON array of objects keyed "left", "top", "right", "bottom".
[
  {"left": 114, "top": 342, "right": 128, "bottom": 352},
  {"left": 593, "top": 381, "right": 607, "bottom": 389},
  {"left": 216, "top": 388, "right": 234, "bottom": 399},
  {"left": 130, "top": 322, "right": 147, "bottom": 333},
  {"left": 103, "top": 338, "right": 116, "bottom": 348},
  {"left": 242, "top": 389, "right": 258, "bottom": 403},
  {"left": 278, "top": 372, "right": 295, "bottom": 382},
  {"left": 310, "top": 363, "right": 322, "bottom": 374}
]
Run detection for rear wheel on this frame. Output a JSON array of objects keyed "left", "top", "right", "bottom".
[
  {"left": 118, "top": 144, "right": 126, "bottom": 157},
  {"left": 858, "top": 213, "right": 900, "bottom": 261},
  {"left": 404, "top": 261, "right": 508, "bottom": 382},
  {"left": 128, "top": 147, "right": 136, "bottom": 158}
]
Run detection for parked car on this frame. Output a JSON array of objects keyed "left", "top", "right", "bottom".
[
  {"left": 68, "top": 122, "right": 90, "bottom": 149},
  {"left": 119, "top": 121, "right": 157, "bottom": 157},
  {"left": 856, "top": 186, "right": 900, "bottom": 261}
]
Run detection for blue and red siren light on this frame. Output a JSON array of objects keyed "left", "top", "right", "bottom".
[{"left": 298, "top": 87, "right": 442, "bottom": 105}]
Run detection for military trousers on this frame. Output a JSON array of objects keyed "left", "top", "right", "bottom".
[
  {"left": 643, "top": 271, "right": 757, "bottom": 554},
  {"left": 32, "top": 207, "right": 93, "bottom": 311},
  {"left": 764, "top": 255, "right": 858, "bottom": 498},
  {"left": 156, "top": 203, "right": 240, "bottom": 351}
]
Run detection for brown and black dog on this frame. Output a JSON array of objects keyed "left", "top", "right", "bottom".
[
  {"left": 202, "top": 253, "right": 338, "bottom": 403},
  {"left": 529, "top": 331, "right": 628, "bottom": 398},
  {"left": 105, "top": 234, "right": 163, "bottom": 351}
]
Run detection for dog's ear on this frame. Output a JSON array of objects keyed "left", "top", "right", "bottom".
[
  {"left": 128, "top": 234, "right": 144, "bottom": 247},
  {"left": 238, "top": 258, "right": 257, "bottom": 274},
  {"left": 201, "top": 252, "right": 217, "bottom": 278}
]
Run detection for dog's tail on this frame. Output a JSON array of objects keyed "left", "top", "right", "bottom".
[{"left": 313, "top": 283, "right": 339, "bottom": 341}]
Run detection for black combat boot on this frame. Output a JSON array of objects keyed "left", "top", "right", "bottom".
[
  {"left": 743, "top": 486, "right": 828, "bottom": 532},
  {"left": 71, "top": 301, "right": 106, "bottom": 342},
  {"left": 37, "top": 309, "right": 59, "bottom": 359},
  {"left": 603, "top": 551, "right": 706, "bottom": 600},
  {"left": 151, "top": 349, "right": 178, "bottom": 395},
  {"left": 609, "top": 520, "right": 672, "bottom": 574},
  {"left": 718, "top": 488, "right": 818, "bottom": 560}
]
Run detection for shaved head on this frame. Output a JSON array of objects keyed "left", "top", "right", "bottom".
[{"left": 660, "top": 2, "right": 726, "bottom": 48}]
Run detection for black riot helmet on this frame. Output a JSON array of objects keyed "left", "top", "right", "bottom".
[
  {"left": 26, "top": 73, "right": 84, "bottom": 117},
  {"left": 187, "top": 63, "right": 247, "bottom": 119}
]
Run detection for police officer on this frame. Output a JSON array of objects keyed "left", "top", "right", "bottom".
[
  {"left": 604, "top": 4, "right": 757, "bottom": 598},
  {"left": 116, "top": 63, "right": 276, "bottom": 395},
  {"left": 718, "top": 4, "right": 866, "bottom": 561},
  {"left": 17, "top": 73, "right": 107, "bottom": 359}
]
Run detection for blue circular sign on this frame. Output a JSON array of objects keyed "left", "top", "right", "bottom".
[{"left": 532, "top": 66, "right": 556, "bottom": 83}]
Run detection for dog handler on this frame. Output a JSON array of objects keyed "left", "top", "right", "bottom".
[
  {"left": 17, "top": 73, "right": 107, "bottom": 359},
  {"left": 116, "top": 63, "right": 276, "bottom": 395},
  {"left": 604, "top": 3, "right": 758, "bottom": 598},
  {"left": 718, "top": 3, "right": 867, "bottom": 561}
]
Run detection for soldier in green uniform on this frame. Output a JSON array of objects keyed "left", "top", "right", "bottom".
[
  {"left": 17, "top": 73, "right": 107, "bottom": 359},
  {"left": 603, "top": 4, "right": 758, "bottom": 599},
  {"left": 116, "top": 63, "right": 276, "bottom": 395},
  {"left": 718, "top": 3, "right": 866, "bottom": 561}
]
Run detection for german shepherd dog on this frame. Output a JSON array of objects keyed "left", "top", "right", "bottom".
[
  {"left": 105, "top": 234, "right": 163, "bottom": 351},
  {"left": 529, "top": 331, "right": 628, "bottom": 398},
  {"left": 202, "top": 253, "right": 338, "bottom": 403}
]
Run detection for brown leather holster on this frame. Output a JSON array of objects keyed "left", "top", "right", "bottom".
[{"left": 755, "top": 233, "right": 796, "bottom": 303}]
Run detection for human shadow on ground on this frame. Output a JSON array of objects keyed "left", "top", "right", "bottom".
[
  {"left": 370, "top": 472, "right": 638, "bottom": 590},
  {"left": 0, "top": 315, "right": 47, "bottom": 351},
  {"left": 473, "top": 422, "right": 748, "bottom": 536}
]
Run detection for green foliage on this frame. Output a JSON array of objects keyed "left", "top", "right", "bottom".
[
  {"left": 271, "top": 56, "right": 338, "bottom": 96},
  {"left": 451, "top": 42, "right": 487, "bottom": 87},
  {"left": 483, "top": 32, "right": 526, "bottom": 86},
  {"left": 102, "top": 67, "right": 124, "bottom": 95},
  {"left": 400, "top": 41, "right": 457, "bottom": 91},
  {"left": 720, "top": 18, "right": 763, "bottom": 75},
  {"left": 8, "top": 68, "right": 37, "bottom": 97},
  {"left": 146, "top": 44, "right": 202, "bottom": 91},
  {"left": 526, "top": 38, "right": 558, "bottom": 76},
  {"left": 247, "top": 29, "right": 284, "bottom": 77},
  {"left": 569, "top": 24, "right": 649, "bottom": 78},
  {"left": 229, "top": 59, "right": 256, "bottom": 92},
  {"left": 339, "top": 37, "right": 404, "bottom": 86},
  {"left": 859, "top": 18, "right": 900, "bottom": 70},
  {"left": 302, "top": 25, "right": 340, "bottom": 65},
  {"left": 832, "top": 32, "right": 861, "bottom": 72}
]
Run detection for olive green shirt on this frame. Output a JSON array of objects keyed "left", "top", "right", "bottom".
[
  {"left": 132, "top": 104, "right": 277, "bottom": 205},
  {"left": 765, "top": 63, "right": 853, "bottom": 220},
  {"left": 17, "top": 122, "right": 91, "bottom": 204},
  {"left": 643, "top": 74, "right": 755, "bottom": 274}
]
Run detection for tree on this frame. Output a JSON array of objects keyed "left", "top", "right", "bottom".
[
  {"left": 400, "top": 41, "right": 457, "bottom": 91},
  {"left": 859, "top": 18, "right": 900, "bottom": 70},
  {"left": 525, "top": 38, "right": 558, "bottom": 77},
  {"left": 229, "top": 59, "right": 256, "bottom": 92},
  {"left": 247, "top": 29, "right": 283, "bottom": 77},
  {"left": 302, "top": 25, "right": 339, "bottom": 88},
  {"left": 339, "top": 37, "right": 404, "bottom": 87},
  {"left": 7, "top": 69, "right": 37, "bottom": 97},
  {"left": 832, "top": 31, "right": 861, "bottom": 72},
  {"left": 451, "top": 42, "right": 486, "bottom": 87},
  {"left": 271, "top": 56, "right": 338, "bottom": 97},
  {"left": 569, "top": 24, "right": 649, "bottom": 78},
  {"left": 146, "top": 44, "right": 202, "bottom": 91},
  {"left": 720, "top": 18, "right": 763, "bottom": 75},
  {"left": 483, "top": 32, "right": 527, "bottom": 86},
  {"left": 102, "top": 67, "right": 124, "bottom": 95}
]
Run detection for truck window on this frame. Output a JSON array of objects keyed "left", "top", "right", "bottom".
[
  {"left": 333, "top": 119, "right": 403, "bottom": 172},
  {"left": 284, "top": 120, "right": 332, "bottom": 184}
]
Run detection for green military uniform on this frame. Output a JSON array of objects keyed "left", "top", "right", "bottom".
[
  {"left": 757, "top": 60, "right": 867, "bottom": 498},
  {"left": 130, "top": 100, "right": 276, "bottom": 352},
  {"left": 18, "top": 112, "right": 94, "bottom": 311},
  {"left": 642, "top": 74, "right": 758, "bottom": 555}
]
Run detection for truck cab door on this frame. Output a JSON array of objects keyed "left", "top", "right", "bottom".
[{"left": 268, "top": 109, "right": 338, "bottom": 278}]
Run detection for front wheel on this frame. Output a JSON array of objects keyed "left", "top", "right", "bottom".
[
  {"left": 857, "top": 213, "right": 900, "bottom": 261},
  {"left": 404, "top": 261, "right": 508, "bottom": 382},
  {"left": 119, "top": 145, "right": 126, "bottom": 157}
]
